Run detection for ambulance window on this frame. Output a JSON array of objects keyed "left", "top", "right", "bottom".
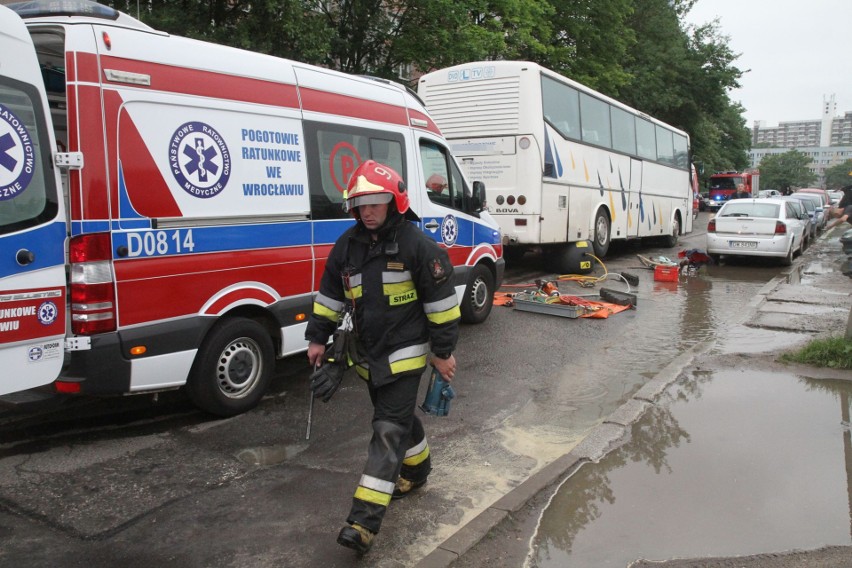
[
  {"left": 421, "top": 141, "right": 471, "bottom": 213},
  {"left": 369, "top": 139, "right": 404, "bottom": 176},
  {"left": 303, "top": 122, "right": 405, "bottom": 220},
  {"left": 0, "top": 79, "right": 59, "bottom": 236}
]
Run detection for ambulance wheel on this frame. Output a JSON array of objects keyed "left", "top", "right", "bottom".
[
  {"left": 187, "top": 318, "right": 274, "bottom": 417},
  {"left": 593, "top": 208, "right": 610, "bottom": 257},
  {"left": 460, "top": 264, "right": 494, "bottom": 324}
]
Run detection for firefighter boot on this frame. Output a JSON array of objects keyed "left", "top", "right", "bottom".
[
  {"left": 393, "top": 420, "right": 431, "bottom": 500},
  {"left": 337, "top": 523, "right": 374, "bottom": 554},
  {"left": 392, "top": 475, "right": 428, "bottom": 500}
]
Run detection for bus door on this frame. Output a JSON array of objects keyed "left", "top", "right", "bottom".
[
  {"left": 628, "top": 158, "right": 643, "bottom": 237},
  {"left": 0, "top": 5, "right": 67, "bottom": 394}
]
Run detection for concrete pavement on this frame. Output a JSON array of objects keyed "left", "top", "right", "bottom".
[{"left": 421, "top": 227, "right": 852, "bottom": 567}]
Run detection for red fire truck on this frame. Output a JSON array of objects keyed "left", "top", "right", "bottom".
[{"left": 707, "top": 170, "right": 760, "bottom": 210}]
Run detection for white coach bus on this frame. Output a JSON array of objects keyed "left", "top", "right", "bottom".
[{"left": 419, "top": 61, "right": 695, "bottom": 273}]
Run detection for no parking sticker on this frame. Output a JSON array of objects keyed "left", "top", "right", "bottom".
[
  {"left": 328, "top": 141, "right": 362, "bottom": 194},
  {"left": 0, "top": 104, "right": 36, "bottom": 201}
]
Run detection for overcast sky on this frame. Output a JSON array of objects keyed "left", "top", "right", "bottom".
[{"left": 684, "top": 0, "right": 852, "bottom": 127}]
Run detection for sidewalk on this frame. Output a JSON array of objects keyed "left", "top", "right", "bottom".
[{"left": 420, "top": 229, "right": 852, "bottom": 568}]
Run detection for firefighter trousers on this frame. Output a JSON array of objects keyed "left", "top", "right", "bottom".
[{"left": 347, "top": 370, "right": 432, "bottom": 534}]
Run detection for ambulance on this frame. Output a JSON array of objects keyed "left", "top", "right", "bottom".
[{"left": 0, "top": 1, "right": 503, "bottom": 416}]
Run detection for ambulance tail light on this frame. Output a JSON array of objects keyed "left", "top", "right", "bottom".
[{"left": 69, "top": 233, "right": 116, "bottom": 335}]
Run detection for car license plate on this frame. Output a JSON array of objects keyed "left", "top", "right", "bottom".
[{"left": 730, "top": 241, "right": 757, "bottom": 249}]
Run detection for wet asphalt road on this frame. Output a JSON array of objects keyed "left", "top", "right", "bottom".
[{"left": 4, "top": 213, "right": 848, "bottom": 567}]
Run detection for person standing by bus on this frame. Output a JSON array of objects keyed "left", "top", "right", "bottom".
[{"left": 305, "top": 160, "right": 460, "bottom": 554}]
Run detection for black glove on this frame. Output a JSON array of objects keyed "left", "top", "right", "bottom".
[{"left": 310, "top": 360, "right": 345, "bottom": 402}]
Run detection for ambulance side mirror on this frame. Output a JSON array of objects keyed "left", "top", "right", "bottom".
[{"left": 471, "top": 181, "right": 486, "bottom": 213}]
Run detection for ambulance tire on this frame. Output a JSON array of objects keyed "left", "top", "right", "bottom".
[
  {"left": 460, "top": 264, "right": 494, "bottom": 324},
  {"left": 187, "top": 318, "right": 274, "bottom": 417}
]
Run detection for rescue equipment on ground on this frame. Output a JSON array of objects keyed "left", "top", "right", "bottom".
[
  {"left": 420, "top": 366, "right": 455, "bottom": 417},
  {"left": 677, "top": 249, "right": 714, "bottom": 275},
  {"left": 653, "top": 265, "right": 679, "bottom": 282},
  {"left": 498, "top": 253, "right": 633, "bottom": 318},
  {"left": 637, "top": 254, "right": 678, "bottom": 269}
]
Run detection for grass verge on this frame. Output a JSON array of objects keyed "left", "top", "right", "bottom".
[{"left": 781, "top": 336, "right": 852, "bottom": 370}]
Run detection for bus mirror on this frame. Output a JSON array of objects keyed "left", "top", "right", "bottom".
[{"left": 472, "top": 181, "right": 486, "bottom": 212}]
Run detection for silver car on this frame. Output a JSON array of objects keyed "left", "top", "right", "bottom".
[
  {"left": 781, "top": 196, "right": 813, "bottom": 246},
  {"left": 706, "top": 198, "right": 807, "bottom": 266},
  {"left": 788, "top": 193, "right": 827, "bottom": 231}
]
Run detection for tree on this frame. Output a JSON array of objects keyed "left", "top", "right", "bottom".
[
  {"left": 757, "top": 150, "right": 817, "bottom": 193},
  {"left": 138, "top": 1, "right": 331, "bottom": 64},
  {"left": 824, "top": 160, "right": 852, "bottom": 189},
  {"left": 540, "top": 0, "right": 634, "bottom": 95}
]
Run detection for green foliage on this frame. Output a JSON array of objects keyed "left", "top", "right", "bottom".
[
  {"left": 540, "top": 0, "right": 633, "bottom": 94},
  {"left": 757, "top": 150, "right": 817, "bottom": 193},
  {"left": 824, "top": 160, "right": 852, "bottom": 189},
  {"left": 781, "top": 336, "right": 852, "bottom": 370}
]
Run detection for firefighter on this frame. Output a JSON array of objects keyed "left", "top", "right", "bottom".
[{"left": 305, "top": 160, "right": 460, "bottom": 554}]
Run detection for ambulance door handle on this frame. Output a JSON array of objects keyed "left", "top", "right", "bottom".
[
  {"left": 16, "top": 249, "right": 35, "bottom": 266},
  {"left": 424, "top": 220, "right": 440, "bottom": 230}
]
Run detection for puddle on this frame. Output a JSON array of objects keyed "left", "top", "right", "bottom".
[
  {"left": 527, "top": 370, "right": 852, "bottom": 567},
  {"left": 803, "top": 261, "right": 835, "bottom": 276},
  {"left": 235, "top": 443, "right": 307, "bottom": 466}
]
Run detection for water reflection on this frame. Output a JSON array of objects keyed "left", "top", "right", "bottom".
[{"left": 529, "top": 371, "right": 852, "bottom": 567}]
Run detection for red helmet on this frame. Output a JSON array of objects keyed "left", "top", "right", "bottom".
[{"left": 345, "top": 160, "right": 409, "bottom": 216}]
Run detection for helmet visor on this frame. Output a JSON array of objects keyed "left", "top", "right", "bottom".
[{"left": 347, "top": 191, "right": 393, "bottom": 211}]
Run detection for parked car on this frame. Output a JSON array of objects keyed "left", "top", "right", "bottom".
[
  {"left": 698, "top": 191, "right": 712, "bottom": 212},
  {"left": 796, "top": 188, "right": 831, "bottom": 208},
  {"left": 827, "top": 189, "right": 843, "bottom": 206},
  {"left": 789, "top": 192, "right": 827, "bottom": 231},
  {"left": 706, "top": 198, "right": 807, "bottom": 266},
  {"left": 781, "top": 196, "right": 813, "bottom": 247},
  {"left": 759, "top": 189, "right": 781, "bottom": 198}
]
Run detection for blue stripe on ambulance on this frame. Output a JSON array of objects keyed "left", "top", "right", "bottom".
[{"left": 0, "top": 221, "right": 66, "bottom": 279}]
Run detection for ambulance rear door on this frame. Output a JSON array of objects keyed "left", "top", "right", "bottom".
[{"left": 0, "top": 5, "right": 67, "bottom": 394}]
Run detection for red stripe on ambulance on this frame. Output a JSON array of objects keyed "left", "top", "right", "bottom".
[{"left": 99, "top": 55, "right": 301, "bottom": 109}]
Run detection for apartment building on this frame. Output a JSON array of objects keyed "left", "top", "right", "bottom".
[{"left": 749, "top": 95, "right": 852, "bottom": 188}]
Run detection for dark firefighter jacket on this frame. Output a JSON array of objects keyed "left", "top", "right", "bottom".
[{"left": 305, "top": 217, "right": 460, "bottom": 387}]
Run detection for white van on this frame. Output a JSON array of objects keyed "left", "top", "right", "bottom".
[{"left": 0, "top": 1, "right": 503, "bottom": 415}]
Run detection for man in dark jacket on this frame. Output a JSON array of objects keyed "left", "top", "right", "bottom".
[
  {"left": 305, "top": 160, "right": 460, "bottom": 554},
  {"left": 826, "top": 184, "right": 852, "bottom": 230}
]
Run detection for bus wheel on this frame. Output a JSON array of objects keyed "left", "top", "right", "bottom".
[
  {"left": 593, "top": 208, "right": 610, "bottom": 257},
  {"left": 187, "top": 317, "right": 274, "bottom": 417},
  {"left": 663, "top": 216, "right": 680, "bottom": 248},
  {"left": 460, "top": 264, "right": 494, "bottom": 324}
]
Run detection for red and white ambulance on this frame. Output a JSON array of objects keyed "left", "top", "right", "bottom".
[{"left": 0, "top": 1, "right": 503, "bottom": 416}]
